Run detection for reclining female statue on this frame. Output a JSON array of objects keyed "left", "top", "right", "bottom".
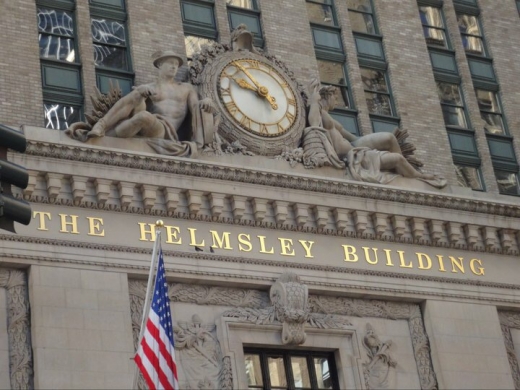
[{"left": 306, "top": 78, "right": 444, "bottom": 187}]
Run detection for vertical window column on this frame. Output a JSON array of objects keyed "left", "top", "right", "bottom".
[
  {"left": 226, "top": 0, "right": 264, "bottom": 48},
  {"left": 37, "top": 0, "right": 83, "bottom": 130},
  {"left": 306, "top": 0, "right": 359, "bottom": 135},
  {"left": 417, "top": 1, "right": 484, "bottom": 191},
  {"left": 347, "top": 0, "right": 399, "bottom": 133},
  {"left": 181, "top": 0, "right": 218, "bottom": 60},
  {"left": 455, "top": 1, "right": 520, "bottom": 195},
  {"left": 89, "top": 0, "right": 134, "bottom": 96}
]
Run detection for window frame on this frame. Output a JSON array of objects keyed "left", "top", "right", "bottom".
[
  {"left": 418, "top": 4, "right": 451, "bottom": 49},
  {"left": 456, "top": 12, "right": 488, "bottom": 57},
  {"left": 346, "top": 0, "right": 379, "bottom": 36},
  {"left": 244, "top": 348, "right": 340, "bottom": 390},
  {"left": 227, "top": 0, "right": 264, "bottom": 48},
  {"left": 180, "top": 0, "right": 218, "bottom": 39}
]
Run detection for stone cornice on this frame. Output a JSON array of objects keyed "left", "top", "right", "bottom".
[
  {"left": 2, "top": 235, "right": 520, "bottom": 304},
  {"left": 25, "top": 140, "right": 520, "bottom": 218}
]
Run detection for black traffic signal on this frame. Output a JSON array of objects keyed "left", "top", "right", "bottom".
[{"left": 0, "top": 124, "right": 31, "bottom": 233}]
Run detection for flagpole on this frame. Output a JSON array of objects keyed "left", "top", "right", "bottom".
[{"left": 133, "top": 220, "right": 164, "bottom": 390}]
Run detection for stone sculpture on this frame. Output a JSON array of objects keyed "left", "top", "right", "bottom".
[
  {"left": 174, "top": 314, "right": 222, "bottom": 390},
  {"left": 66, "top": 51, "right": 220, "bottom": 156},
  {"left": 362, "top": 323, "right": 397, "bottom": 389},
  {"left": 304, "top": 78, "right": 446, "bottom": 188}
]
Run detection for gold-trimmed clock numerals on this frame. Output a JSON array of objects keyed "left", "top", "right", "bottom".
[{"left": 218, "top": 58, "right": 299, "bottom": 136}]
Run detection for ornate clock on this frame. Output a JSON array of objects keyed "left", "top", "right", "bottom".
[{"left": 193, "top": 48, "right": 306, "bottom": 156}]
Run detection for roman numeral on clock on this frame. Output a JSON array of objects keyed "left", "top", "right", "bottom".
[
  {"left": 240, "top": 116, "right": 251, "bottom": 128},
  {"left": 225, "top": 101, "right": 238, "bottom": 115}
]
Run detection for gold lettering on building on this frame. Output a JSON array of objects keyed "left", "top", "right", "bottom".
[
  {"left": 279, "top": 238, "right": 295, "bottom": 256},
  {"left": 398, "top": 250, "right": 412, "bottom": 268},
  {"left": 436, "top": 255, "right": 447, "bottom": 272},
  {"left": 237, "top": 234, "right": 252, "bottom": 252},
  {"left": 470, "top": 258, "right": 485, "bottom": 276},
  {"left": 298, "top": 240, "right": 315, "bottom": 258},
  {"left": 450, "top": 256, "right": 465, "bottom": 273},
  {"left": 342, "top": 245, "right": 358, "bottom": 262},
  {"left": 165, "top": 226, "right": 182, "bottom": 245},
  {"left": 87, "top": 217, "right": 105, "bottom": 237},
  {"left": 383, "top": 249, "right": 394, "bottom": 266},
  {"left": 362, "top": 247, "right": 379, "bottom": 265},
  {"left": 138, "top": 223, "right": 156, "bottom": 242},
  {"left": 188, "top": 228, "right": 205, "bottom": 247},
  {"left": 210, "top": 230, "right": 232, "bottom": 250},
  {"left": 59, "top": 214, "right": 79, "bottom": 234},
  {"left": 258, "top": 235, "right": 275, "bottom": 254},
  {"left": 33, "top": 211, "right": 51, "bottom": 231},
  {"left": 416, "top": 253, "right": 432, "bottom": 270}
]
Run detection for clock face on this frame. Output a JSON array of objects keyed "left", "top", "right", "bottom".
[{"left": 218, "top": 58, "right": 298, "bottom": 137}]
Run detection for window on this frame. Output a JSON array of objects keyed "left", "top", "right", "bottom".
[
  {"left": 37, "top": 2, "right": 83, "bottom": 130},
  {"left": 436, "top": 82, "right": 468, "bottom": 128},
  {"left": 457, "top": 14, "right": 486, "bottom": 56},
  {"left": 306, "top": 0, "right": 359, "bottom": 134},
  {"left": 181, "top": 0, "right": 217, "bottom": 59},
  {"left": 419, "top": 6, "right": 448, "bottom": 48},
  {"left": 455, "top": 164, "right": 484, "bottom": 190},
  {"left": 347, "top": 0, "right": 376, "bottom": 34},
  {"left": 227, "top": 0, "right": 264, "bottom": 47},
  {"left": 360, "top": 67, "right": 393, "bottom": 116},
  {"left": 475, "top": 89, "right": 506, "bottom": 135},
  {"left": 244, "top": 349, "right": 339, "bottom": 390},
  {"left": 90, "top": 0, "right": 134, "bottom": 96},
  {"left": 494, "top": 170, "right": 520, "bottom": 196}
]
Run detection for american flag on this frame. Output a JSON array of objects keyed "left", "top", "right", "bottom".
[{"left": 135, "top": 249, "right": 179, "bottom": 390}]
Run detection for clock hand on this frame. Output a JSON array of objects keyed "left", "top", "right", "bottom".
[
  {"left": 231, "top": 61, "right": 278, "bottom": 110},
  {"left": 232, "top": 77, "right": 258, "bottom": 92}
]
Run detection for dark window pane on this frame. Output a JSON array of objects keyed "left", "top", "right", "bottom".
[
  {"left": 97, "top": 73, "right": 133, "bottom": 96},
  {"left": 291, "top": 356, "right": 311, "bottom": 389},
  {"left": 355, "top": 36, "right": 384, "bottom": 58},
  {"left": 44, "top": 103, "right": 81, "bottom": 130},
  {"left": 226, "top": 0, "right": 256, "bottom": 9},
  {"left": 229, "top": 11, "right": 262, "bottom": 37},
  {"left": 455, "top": 165, "right": 484, "bottom": 190},
  {"left": 437, "top": 83, "right": 463, "bottom": 106},
  {"left": 245, "top": 354, "right": 263, "bottom": 387},
  {"left": 365, "top": 92, "right": 392, "bottom": 115},
  {"left": 314, "top": 357, "right": 333, "bottom": 389},
  {"left": 308, "top": 0, "right": 332, "bottom": 4},
  {"left": 90, "top": 0, "right": 125, "bottom": 8},
  {"left": 347, "top": 0, "right": 372, "bottom": 11},
  {"left": 318, "top": 60, "right": 347, "bottom": 85},
  {"left": 268, "top": 356, "right": 287, "bottom": 388},
  {"left": 312, "top": 28, "right": 342, "bottom": 50},
  {"left": 331, "top": 112, "right": 358, "bottom": 134},
  {"left": 93, "top": 44, "right": 128, "bottom": 69},
  {"left": 495, "top": 171, "right": 520, "bottom": 195},
  {"left": 182, "top": 2, "right": 215, "bottom": 27},
  {"left": 91, "top": 18, "right": 127, "bottom": 46},
  {"left": 39, "top": 34, "right": 76, "bottom": 62},
  {"left": 429, "top": 51, "right": 457, "bottom": 73},
  {"left": 441, "top": 106, "right": 467, "bottom": 127},
  {"left": 307, "top": 2, "right": 334, "bottom": 25},
  {"left": 468, "top": 59, "right": 495, "bottom": 80},
  {"left": 185, "top": 35, "right": 216, "bottom": 58},
  {"left": 349, "top": 12, "right": 375, "bottom": 34},
  {"left": 488, "top": 139, "right": 516, "bottom": 160},
  {"left": 37, "top": 8, "right": 74, "bottom": 36},
  {"left": 448, "top": 132, "right": 477, "bottom": 154},
  {"left": 372, "top": 119, "right": 398, "bottom": 133},
  {"left": 360, "top": 68, "right": 388, "bottom": 92}
]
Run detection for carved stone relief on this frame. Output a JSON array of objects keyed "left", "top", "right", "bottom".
[
  {"left": 498, "top": 311, "right": 520, "bottom": 389},
  {"left": 174, "top": 314, "right": 222, "bottom": 389},
  {"left": 362, "top": 323, "right": 397, "bottom": 389},
  {"left": 128, "top": 276, "right": 438, "bottom": 390},
  {"left": 0, "top": 269, "right": 33, "bottom": 389}
]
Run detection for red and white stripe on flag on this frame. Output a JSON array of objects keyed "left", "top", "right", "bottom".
[{"left": 135, "top": 250, "right": 178, "bottom": 390}]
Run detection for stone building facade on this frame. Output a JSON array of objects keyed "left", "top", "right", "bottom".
[{"left": 1, "top": 0, "right": 520, "bottom": 389}]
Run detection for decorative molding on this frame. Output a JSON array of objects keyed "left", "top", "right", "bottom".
[
  {"left": 129, "top": 277, "right": 438, "bottom": 390},
  {"left": 25, "top": 141, "right": 520, "bottom": 220},
  {"left": 498, "top": 311, "right": 520, "bottom": 390},
  {"left": 0, "top": 269, "right": 33, "bottom": 389},
  {"left": 362, "top": 323, "right": 397, "bottom": 389},
  {"left": 4, "top": 237, "right": 520, "bottom": 306}
]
